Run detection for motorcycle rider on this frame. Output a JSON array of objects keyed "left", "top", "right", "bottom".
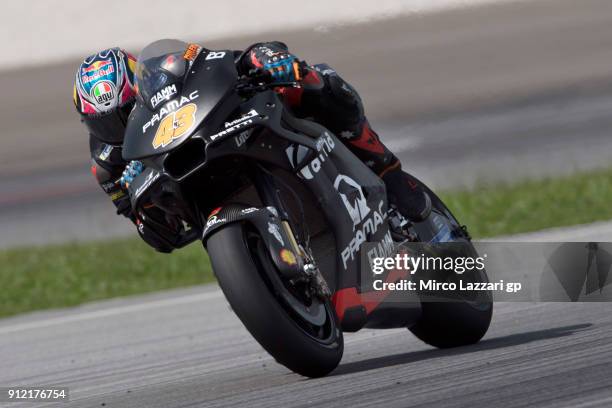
[
  {"left": 73, "top": 41, "right": 431, "bottom": 252},
  {"left": 73, "top": 48, "right": 173, "bottom": 251}
]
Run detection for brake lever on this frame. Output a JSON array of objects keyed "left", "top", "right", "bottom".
[
  {"left": 270, "top": 81, "right": 300, "bottom": 88},
  {"left": 235, "top": 78, "right": 300, "bottom": 96}
]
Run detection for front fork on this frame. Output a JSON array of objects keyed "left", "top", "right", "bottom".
[
  {"left": 252, "top": 166, "right": 331, "bottom": 297},
  {"left": 252, "top": 166, "right": 303, "bottom": 254}
]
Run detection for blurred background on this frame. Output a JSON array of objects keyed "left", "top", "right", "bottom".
[
  {"left": 2, "top": 0, "right": 612, "bottom": 248},
  {"left": 1, "top": 0, "right": 611, "bottom": 247}
]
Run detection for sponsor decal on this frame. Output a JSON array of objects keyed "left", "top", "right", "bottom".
[
  {"left": 280, "top": 249, "right": 297, "bottom": 266},
  {"left": 333, "top": 173, "right": 388, "bottom": 269},
  {"left": 100, "top": 181, "right": 116, "bottom": 193},
  {"left": 206, "top": 215, "right": 226, "bottom": 229},
  {"left": 268, "top": 222, "right": 284, "bottom": 245},
  {"left": 366, "top": 230, "right": 395, "bottom": 268},
  {"left": 209, "top": 109, "right": 259, "bottom": 141},
  {"left": 134, "top": 171, "right": 160, "bottom": 197},
  {"left": 205, "top": 51, "right": 226, "bottom": 60},
  {"left": 234, "top": 130, "right": 251, "bottom": 148},
  {"left": 110, "top": 190, "right": 125, "bottom": 201},
  {"left": 81, "top": 60, "right": 111, "bottom": 74},
  {"left": 81, "top": 60, "right": 115, "bottom": 84},
  {"left": 150, "top": 84, "right": 177, "bottom": 108},
  {"left": 334, "top": 174, "right": 371, "bottom": 231},
  {"left": 91, "top": 81, "right": 115, "bottom": 106},
  {"left": 98, "top": 144, "right": 113, "bottom": 161},
  {"left": 136, "top": 219, "right": 145, "bottom": 234},
  {"left": 204, "top": 214, "right": 227, "bottom": 234},
  {"left": 286, "top": 132, "right": 335, "bottom": 180},
  {"left": 183, "top": 43, "right": 202, "bottom": 61},
  {"left": 340, "top": 200, "right": 387, "bottom": 270},
  {"left": 143, "top": 90, "right": 199, "bottom": 133},
  {"left": 224, "top": 109, "right": 258, "bottom": 129},
  {"left": 240, "top": 207, "right": 258, "bottom": 215}
]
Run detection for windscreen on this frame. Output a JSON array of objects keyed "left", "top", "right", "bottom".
[{"left": 134, "top": 39, "right": 190, "bottom": 108}]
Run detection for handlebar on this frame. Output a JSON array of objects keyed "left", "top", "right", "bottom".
[{"left": 235, "top": 70, "right": 300, "bottom": 95}]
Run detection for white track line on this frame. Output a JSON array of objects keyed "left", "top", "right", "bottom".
[{"left": 0, "top": 290, "right": 223, "bottom": 336}]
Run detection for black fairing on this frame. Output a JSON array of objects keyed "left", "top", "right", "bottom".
[{"left": 123, "top": 50, "right": 238, "bottom": 160}]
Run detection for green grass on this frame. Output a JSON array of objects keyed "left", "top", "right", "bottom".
[
  {"left": 440, "top": 167, "right": 612, "bottom": 238},
  {"left": 1, "top": 167, "right": 611, "bottom": 318},
  {"left": 0, "top": 238, "right": 213, "bottom": 318}
]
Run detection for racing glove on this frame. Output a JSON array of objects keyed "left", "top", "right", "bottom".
[
  {"left": 244, "top": 42, "right": 303, "bottom": 83},
  {"left": 120, "top": 160, "right": 144, "bottom": 189}
]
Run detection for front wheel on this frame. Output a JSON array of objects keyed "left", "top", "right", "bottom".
[{"left": 206, "top": 223, "right": 343, "bottom": 377}]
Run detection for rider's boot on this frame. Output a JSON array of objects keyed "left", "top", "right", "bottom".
[
  {"left": 381, "top": 164, "right": 432, "bottom": 223},
  {"left": 340, "top": 120, "right": 433, "bottom": 223}
]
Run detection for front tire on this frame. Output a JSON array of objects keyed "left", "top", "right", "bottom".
[{"left": 206, "top": 223, "right": 343, "bottom": 377}]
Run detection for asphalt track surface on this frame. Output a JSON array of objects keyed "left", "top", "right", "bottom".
[
  {"left": 2, "top": 0, "right": 612, "bottom": 247},
  {"left": 1, "top": 282, "right": 611, "bottom": 408}
]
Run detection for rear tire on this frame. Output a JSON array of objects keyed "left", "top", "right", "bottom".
[
  {"left": 409, "top": 293, "right": 492, "bottom": 348},
  {"left": 206, "top": 223, "right": 343, "bottom": 377},
  {"left": 408, "top": 177, "right": 493, "bottom": 348}
]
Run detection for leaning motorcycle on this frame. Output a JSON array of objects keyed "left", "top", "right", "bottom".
[{"left": 122, "top": 40, "right": 493, "bottom": 378}]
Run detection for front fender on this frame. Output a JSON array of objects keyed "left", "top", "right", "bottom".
[{"left": 202, "top": 204, "right": 303, "bottom": 279}]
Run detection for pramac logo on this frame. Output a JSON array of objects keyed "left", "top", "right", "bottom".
[
  {"left": 333, "top": 173, "right": 387, "bottom": 269},
  {"left": 334, "top": 174, "right": 371, "bottom": 231}
]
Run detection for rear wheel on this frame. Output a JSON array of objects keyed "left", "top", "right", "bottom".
[
  {"left": 206, "top": 223, "right": 343, "bottom": 377},
  {"left": 408, "top": 178, "right": 493, "bottom": 348},
  {"left": 409, "top": 247, "right": 493, "bottom": 348}
]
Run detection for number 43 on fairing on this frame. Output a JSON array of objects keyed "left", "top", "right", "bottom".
[{"left": 152, "top": 103, "right": 197, "bottom": 149}]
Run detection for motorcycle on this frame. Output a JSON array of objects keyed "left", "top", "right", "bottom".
[{"left": 122, "top": 41, "right": 493, "bottom": 378}]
